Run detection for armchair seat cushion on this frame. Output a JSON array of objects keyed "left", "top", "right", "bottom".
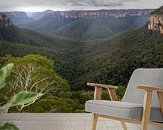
[{"left": 85, "top": 100, "right": 163, "bottom": 122}]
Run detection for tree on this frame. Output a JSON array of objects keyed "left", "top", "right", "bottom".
[
  {"left": 0, "top": 54, "right": 70, "bottom": 112},
  {"left": 0, "top": 64, "right": 43, "bottom": 130}
]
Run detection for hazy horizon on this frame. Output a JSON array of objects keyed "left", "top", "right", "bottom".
[{"left": 0, "top": 8, "right": 154, "bottom": 13}]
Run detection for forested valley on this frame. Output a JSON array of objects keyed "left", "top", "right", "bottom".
[{"left": 0, "top": 6, "right": 163, "bottom": 112}]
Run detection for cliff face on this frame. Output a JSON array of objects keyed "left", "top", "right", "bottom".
[
  {"left": 30, "top": 9, "right": 150, "bottom": 19},
  {"left": 0, "top": 13, "right": 12, "bottom": 27},
  {"left": 148, "top": 7, "right": 163, "bottom": 34}
]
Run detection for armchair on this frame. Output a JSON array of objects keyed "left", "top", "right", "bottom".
[{"left": 85, "top": 69, "right": 163, "bottom": 130}]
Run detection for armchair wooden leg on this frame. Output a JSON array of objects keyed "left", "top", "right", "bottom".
[
  {"left": 141, "top": 90, "right": 152, "bottom": 130},
  {"left": 92, "top": 113, "right": 98, "bottom": 130},
  {"left": 141, "top": 118, "right": 149, "bottom": 130},
  {"left": 121, "top": 121, "right": 127, "bottom": 130}
]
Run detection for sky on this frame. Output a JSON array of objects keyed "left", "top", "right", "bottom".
[{"left": 0, "top": 0, "right": 163, "bottom": 12}]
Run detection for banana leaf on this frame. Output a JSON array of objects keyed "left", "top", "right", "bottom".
[
  {"left": 0, "top": 63, "right": 14, "bottom": 89},
  {"left": 0, "top": 91, "right": 43, "bottom": 113}
]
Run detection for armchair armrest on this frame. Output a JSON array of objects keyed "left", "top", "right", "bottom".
[
  {"left": 87, "top": 82, "right": 118, "bottom": 101},
  {"left": 136, "top": 85, "right": 163, "bottom": 124},
  {"left": 87, "top": 83, "right": 118, "bottom": 89},
  {"left": 136, "top": 86, "right": 163, "bottom": 92}
]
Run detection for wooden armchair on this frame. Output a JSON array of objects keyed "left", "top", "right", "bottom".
[{"left": 85, "top": 69, "right": 163, "bottom": 130}]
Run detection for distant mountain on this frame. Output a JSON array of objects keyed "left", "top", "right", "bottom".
[
  {"left": 0, "top": 17, "right": 81, "bottom": 49},
  {"left": 24, "top": 16, "right": 149, "bottom": 41},
  {"left": 0, "top": 25, "right": 48, "bottom": 47},
  {"left": 52, "top": 18, "right": 93, "bottom": 40},
  {"left": 151, "top": 6, "right": 163, "bottom": 14},
  {"left": 28, "top": 10, "right": 57, "bottom": 20},
  {"left": 28, "top": 9, "right": 150, "bottom": 20},
  {"left": 24, "top": 15, "right": 76, "bottom": 33},
  {"left": 18, "top": 9, "right": 150, "bottom": 41},
  {"left": 119, "top": 16, "right": 148, "bottom": 27},
  {"left": 5, "top": 12, "right": 34, "bottom": 27},
  {"left": 52, "top": 17, "right": 132, "bottom": 40}
]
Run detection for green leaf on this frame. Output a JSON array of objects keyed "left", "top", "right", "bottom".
[
  {"left": 0, "top": 91, "right": 43, "bottom": 113},
  {"left": 10, "top": 91, "right": 43, "bottom": 107},
  {"left": 0, "top": 63, "right": 14, "bottom": 89},
  {"left": 0, "top": 123, "right": 19, "bottom": 130}
]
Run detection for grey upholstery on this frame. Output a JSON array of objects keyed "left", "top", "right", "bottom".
[
  {"left": 85, "top": 69, "right": 163, "bottom": 122},
  {"left": 122, "top": 69, "right": 163, "bottom": 106},
  {"left": 85, "top": 100, "right": 163, "bottom": 122}
]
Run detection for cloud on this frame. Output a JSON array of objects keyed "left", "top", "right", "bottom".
[
  {"left": 121, "top": 0, "right": 140, "bottom": 2},
  {"left": 66, "top": 0, "right": 124, "bottom": 7},
  {"left": 1, "top": 0, "right": 126, "bottom": 7},
  {"left": 0, "top": 0, "right": 162, "bottom": 11},
  {"left": 66, "top": 2, "right": 90, "bottom": 7}
]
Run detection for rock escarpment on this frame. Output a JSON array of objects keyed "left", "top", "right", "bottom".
[
  {"left": 0, "top": 13, "right": 12, "bottom": 27},
  {"left": 148, "top": 6, "right": 163, "bottom": 34}
]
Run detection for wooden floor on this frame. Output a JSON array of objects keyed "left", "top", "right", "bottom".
[{"left": 0, "top": 113, "right": 131, "bottom": 130}]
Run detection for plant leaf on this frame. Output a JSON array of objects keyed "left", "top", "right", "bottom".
[
  {"left": 0, "top": 63, "right": 14, "bottom": 89},
  {"left": 0, "top": 91, "right": 43, "bottom": 113},
  {"left": 0, "top": 123, "right": 19, "bottom": 130},
  {"left": 0, "top": 103, "right": 11, "bottom": 113},
  {"left": 10, "top": 91, "right": 43, "bottom": 107}
]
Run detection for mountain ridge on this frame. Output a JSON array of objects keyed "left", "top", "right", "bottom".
[
  {"left": 0, "top": 24, "right": 82, "bottom": 49},
  {"left": 4, "top": 9, "right": 150, "bottom": 41},
  {"left": 24, "top": 16, "right": 147, "bottom": 41}
]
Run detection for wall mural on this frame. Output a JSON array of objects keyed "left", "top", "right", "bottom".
[{"left": 0, "top": 0, "right": 163, "bottom": 116}]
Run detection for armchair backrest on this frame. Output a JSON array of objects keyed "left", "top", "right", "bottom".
[{"left": 122, "top": 68, "right": 163, "bottom": 107}]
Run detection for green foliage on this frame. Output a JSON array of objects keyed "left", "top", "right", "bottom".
[
  {"left": 0, "top": 63, "right": 13, "bottom": 88},
  {"left": 0, "top": 25, "right": 81, "bottom": 49},
  {"left": 0, "top": 40, "right": 58, "bottom": 62},
  {"left": 0, "top": 54, "right": 69, "bottom": 92},
  {"left": 9, "top": 91, "right": 43, "bottom": 107},
  {"left": 21, "top": 54, "right": 54, "bottom": 70},
  {"left": 116, "top": 86, "right": 126, "bottom": 100},
  {"left": 65, "top": 28, "right": 163, "bottom": 89},
  {"left": 0, "top": 26, "right": 162, "bottom": 91},
  {"left": 0, "top": 64, "right": 43, "bottom": 130},
  {"left": 0, "top": 92, "right": 43, "bottom": 113},
  {"left": 12, "top": 92, "right": 42, "bottom": 107},
  {"left": 0, "top": 123, "right": 19, "bottom": 130},
  {"left": 0, "top": 54, "right": 70, "bottom": 113}
]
